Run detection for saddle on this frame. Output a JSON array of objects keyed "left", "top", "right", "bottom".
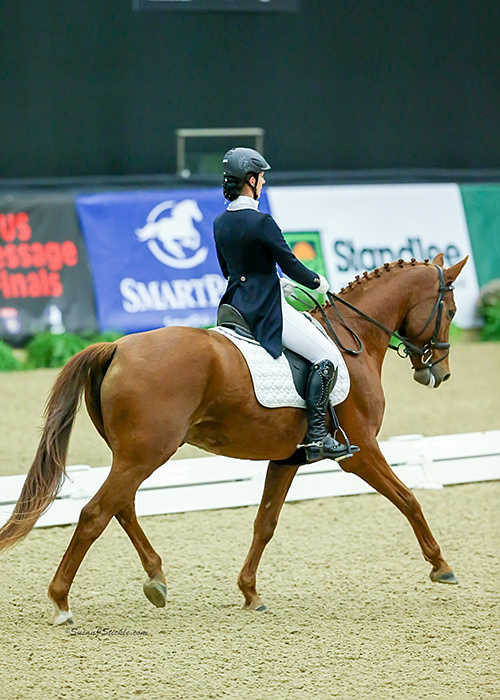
[
  {"left": 216, "top": 304, "right": 337, "bottom": 401},
  {"left": 216, "top": 304, "right": 353, "bottom": 466}
]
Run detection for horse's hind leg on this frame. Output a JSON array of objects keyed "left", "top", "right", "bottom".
[
  {"left": 115, "top": 502, "right": 167, "bottom": 608},
  {"left": 347, "top": 438, "right": 458, "bottom": 585},
  {"left": 48, "top": 463, "right": 156, "bottom": 625},
  {"left": 238, "top": 462, "right": 299, "bottom": 611}
]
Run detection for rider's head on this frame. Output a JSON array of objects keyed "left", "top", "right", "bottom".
[{"left": 222, "top": 147, "right": 271, "bottom": 201}]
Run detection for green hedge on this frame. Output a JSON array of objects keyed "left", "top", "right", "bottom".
[
  {"left": 0, "top": 332, "right": 123, "bottom": 372},
  {"left": 0, "top": 340, "right": 24, "bottom": 372},
  {"left": 478, "top": 280, "right": 500, "bottom": 342}
]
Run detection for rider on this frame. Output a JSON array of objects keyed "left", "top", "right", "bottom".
[{"left": 213, "top": 147, "right": 357, "bottom": 463}]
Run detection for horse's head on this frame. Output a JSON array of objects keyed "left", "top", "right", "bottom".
[{"left": 403, "top": 253, "right": 468, "bottom": 389}]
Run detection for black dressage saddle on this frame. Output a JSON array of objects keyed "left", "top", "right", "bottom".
[{"left": 216, "top": 304, "right": 338, "bottom": 401}]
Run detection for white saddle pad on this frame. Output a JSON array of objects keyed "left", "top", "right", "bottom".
[{"left": 211, "top": 326, "right": 350, "bottom": 409}]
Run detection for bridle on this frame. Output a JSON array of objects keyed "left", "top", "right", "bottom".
[
  {"left": 397, "top": 264, "right": 454, "bottom": 367},
  {"left": 296, "top": 265, "right": 455, "bottom": 369}
]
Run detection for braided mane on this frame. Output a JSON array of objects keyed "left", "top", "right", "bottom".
[{"left": 332, "top": 257, "right": 431, "bottom": 299}]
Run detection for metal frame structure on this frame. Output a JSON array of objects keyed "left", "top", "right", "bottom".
[{"left": 175, "top": 127, "right": 265, "bottom": 176}]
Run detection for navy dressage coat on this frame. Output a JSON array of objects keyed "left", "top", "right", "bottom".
[{"left": 213, "top": 207, "right": 321, "bottom": 358}]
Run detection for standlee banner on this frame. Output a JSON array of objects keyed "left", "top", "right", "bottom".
[
  {"left": 75, "top": 189, "right": 272, "bottom": 334},
  {"left": 0, "top": 193, "right": 98, "bottom": 344},
  {"left": 268, "top": 184, "right": 481, "bottom": 329}
]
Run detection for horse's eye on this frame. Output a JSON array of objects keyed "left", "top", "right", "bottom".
[{"left": 447, "top": 309, "right": 455, "bottom": 320}]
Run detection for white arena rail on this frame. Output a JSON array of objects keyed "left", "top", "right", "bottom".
[{"left": 0, "top": 431, "right": 499, "bottom": 529}]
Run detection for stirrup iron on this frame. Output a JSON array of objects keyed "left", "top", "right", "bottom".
[{"left": 329, "top": 425, "right": 360, "bottom": 461}]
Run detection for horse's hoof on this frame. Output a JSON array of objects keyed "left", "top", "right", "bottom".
[
  {"left": 143, "top": 579, "right": 167, "bottom": 608},
  {"left": 51, "top": 608, "right": 74, "bottom": 626},
  {"left": 430, "top": 568, "right": 459, "bottom": 585},
  {"left": 243, "top": 601, "right": 268, "bottom": 612}
]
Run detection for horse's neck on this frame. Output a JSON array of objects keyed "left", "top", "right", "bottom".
[
  {"left": 334, "top": 268, "right": 414, "bottom": 358},
  {"left": 353, "top": 274, "right": 409, "bottom": 325}
]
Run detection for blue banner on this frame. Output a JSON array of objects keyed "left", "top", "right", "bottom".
[{"left": 75, "top": 188, "right": 270, "bottom": 333}]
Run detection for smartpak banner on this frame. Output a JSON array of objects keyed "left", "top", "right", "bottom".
[
  {"left": 0, "top": 193, "right": 98, "bottom": 344},
  {"left": 75, "top": 183, "right": 485, "bottom": 335},
  {"left": 267, "top": 184, "right": 481, "bottom": 328},
  {"left": 75, "top": 189, "right": 271, "bottom": 333}
]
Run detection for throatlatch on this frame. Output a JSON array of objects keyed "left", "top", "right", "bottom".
[{"left": 298, "top": 359, "right": 359, "bottom": 463}]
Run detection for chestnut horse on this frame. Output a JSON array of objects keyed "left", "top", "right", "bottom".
[{"left": 0, "top": 254, "right": 467, "bottom": 625}]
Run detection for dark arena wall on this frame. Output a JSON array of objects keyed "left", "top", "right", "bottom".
[{"left": 1, "top": 0, "right": 500, "bottom": 179}]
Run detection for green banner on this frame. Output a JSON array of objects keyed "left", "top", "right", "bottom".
[{"left": 460, "top": 185, "right": 500, "bottom": 288}]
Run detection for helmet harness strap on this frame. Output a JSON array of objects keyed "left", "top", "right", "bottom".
[{"left": 245, "top": 172, "right": 259, "bottom": 200}]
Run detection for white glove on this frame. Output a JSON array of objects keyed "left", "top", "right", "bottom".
[
  {"left": 280, "top": 277, "right": 297, "bottom": 297},
  {"left": 316, "top": 274, "right": 330, "bottom": 295}
]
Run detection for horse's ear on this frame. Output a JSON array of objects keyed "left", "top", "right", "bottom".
[
  {"left": 431, "top": 253, "right": 445, "bottom": 267},
  {"left": 445, "top": 255, "right": 468, "bottom": 283}
]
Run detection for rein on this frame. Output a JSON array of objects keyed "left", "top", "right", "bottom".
[{"left": 294, "top": 265, "right": 454, "bottom": 368}]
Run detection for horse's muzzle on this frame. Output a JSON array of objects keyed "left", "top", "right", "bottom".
[{"left": 413, "top": 366, "right": 451, "bottom": 389}]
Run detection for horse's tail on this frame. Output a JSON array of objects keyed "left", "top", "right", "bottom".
[{"left": 0, "top": 342, "right": 117, "bottom": 552}]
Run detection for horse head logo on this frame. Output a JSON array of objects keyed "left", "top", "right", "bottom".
[{"left": 135, "top": 199, "right": 209, "bottom": 269}]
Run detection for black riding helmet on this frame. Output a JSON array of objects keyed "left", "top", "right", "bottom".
[{"left": 222, "top": 147, "right": 271, "bottom": 200}]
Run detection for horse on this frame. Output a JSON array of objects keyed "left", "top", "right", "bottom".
[{"left": 0, "top": 253, "right": 467, "bottom": 625}]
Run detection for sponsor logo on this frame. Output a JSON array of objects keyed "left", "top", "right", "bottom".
[
  {"left": 120, "top": 273, "right": 226, "bottom": 313},
  {"left": 332, "top": 238, "right": 463, "bottom": 273},
  {"left": 282, "top": 231, "right": 328, "bottom": 307},
  {"left": 283, "top": 231, "right": 327, "bottom": 278},
  {"left": 135, "top": 199, "right": 209, "bottom": 269}
]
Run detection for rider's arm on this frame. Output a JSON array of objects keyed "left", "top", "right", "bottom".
[{"left": 259, "top": 215, "right": 324, "bottom": 291}]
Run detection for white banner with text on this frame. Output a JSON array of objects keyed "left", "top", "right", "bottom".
[{"left": 267, "top": 183, "right": 481, "bottom": 328}]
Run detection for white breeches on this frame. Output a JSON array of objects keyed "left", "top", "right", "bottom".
[{"left": 281, "top": 295, "right": 343, "bottom": 367}]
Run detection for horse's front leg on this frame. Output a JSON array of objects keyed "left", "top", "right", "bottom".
[
  {"left": 238, "top": 462, "right": 299, "bottom": 611},
  {"left": 345, "top": 437, "right": 458, "bottom": 585}
]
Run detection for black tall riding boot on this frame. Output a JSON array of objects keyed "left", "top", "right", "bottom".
[{"left": 300, "top": 359, "right": 359, "bottom": 463}]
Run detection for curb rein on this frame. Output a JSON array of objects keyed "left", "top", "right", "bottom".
[{"left": 294, "top": 265, "right": 454, "bottom": 369}]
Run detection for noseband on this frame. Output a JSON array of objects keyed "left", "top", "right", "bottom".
[{"left": 297, "top": 265, "right": 454, "bottom": 369}]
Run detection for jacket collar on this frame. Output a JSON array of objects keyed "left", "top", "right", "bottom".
[{"left": 227, "top": 195, "right": 260, "bottom": 212}]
